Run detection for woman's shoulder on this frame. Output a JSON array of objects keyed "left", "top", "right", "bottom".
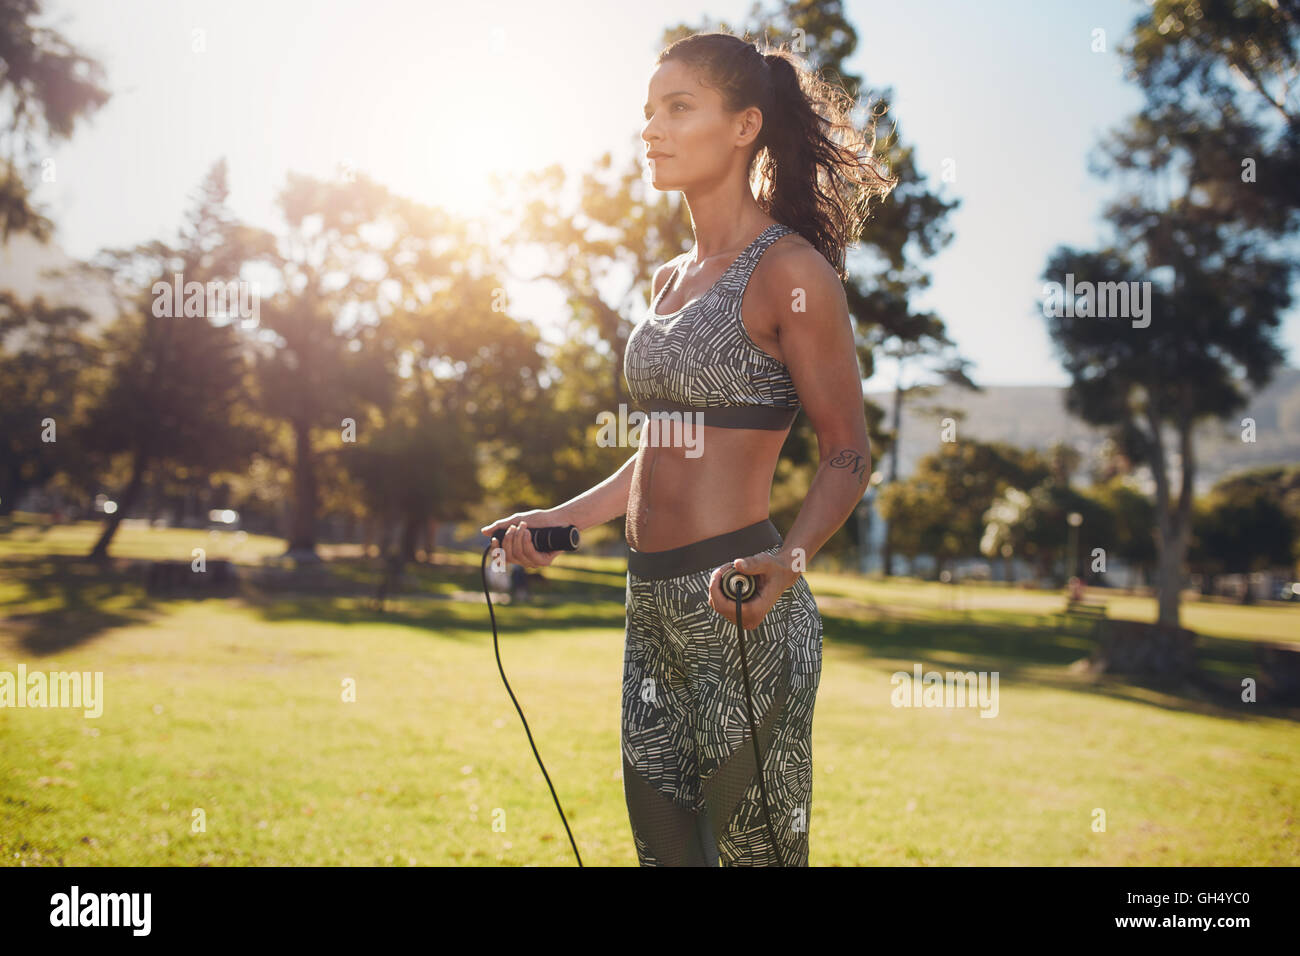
[
  {"left": 762, "top": 229, "right": 833, "bottom": 282},
  {"left": 752, "top": 230, "right": 844, "bottom": 314},
  {"left": 768, "top": 223, "right": 816, "bottom": 255}
]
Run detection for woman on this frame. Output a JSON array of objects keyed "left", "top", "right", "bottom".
[{"left": 482, "top": 32, "right": 896, "bottom": 866}]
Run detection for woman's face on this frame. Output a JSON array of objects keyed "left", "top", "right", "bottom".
[{"left": 641, "top": 60, "right": 760, "bottom": 191}]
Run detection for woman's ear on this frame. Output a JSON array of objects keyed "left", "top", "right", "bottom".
[{"left": 734, "top": 105, "right": 763, "bottom": 148}]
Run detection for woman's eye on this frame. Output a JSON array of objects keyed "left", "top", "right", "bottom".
[{"left": 645, "top": 102, "right": 687, "bottom": 121}]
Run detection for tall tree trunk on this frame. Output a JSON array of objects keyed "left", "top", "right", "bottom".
[
  {"left": 1147, "top": 408, "right": 1196, "bottom": 628},
  {"left": 286, "top": 419, "right": 319, "bottom": 559},
  {"left": 0, "top": 472, "right": 18, "bottom": 517},
  {"left": 399, "top": 513, "right": 419, "bottom": 564},
  {"left": 1153, "top": 523, "right": 1190, "bottom": 626},
  {"left": 90, "top": 448, "right": 150, "bottom": 560},
  {"left": 1239, "top": 575, "right": 1256, "bottom": 605},
  {"left": 374, "top": 514, "right": 421, "bottom": 606}
]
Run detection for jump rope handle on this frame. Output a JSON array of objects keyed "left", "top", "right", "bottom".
[
  {"left": 720, "top": 565, "right": 758, "bottom": 602},
  {"left": 531, "top": 525, "right": 580, "bottom": 552},
  {"left": 719, "top": 563, "right": 788, "bottom": 868},
  {"left": 488, "top": 524, "right": 580, "bottom": 553}
]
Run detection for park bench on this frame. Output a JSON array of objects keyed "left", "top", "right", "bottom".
[{"left": 1055, "top": 597, "right": 1108, "bottom": 636}]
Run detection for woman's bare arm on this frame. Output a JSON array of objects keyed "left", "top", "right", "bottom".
[
  {"left": 550, "top": 450, "right": 638, "bottom": 531},
  {"left": 479, "top": 448, "right": 638, "bottom": 567},
  {"left": 762, "top": 244, "right": 872, "bottom": 574},
  {"left": 482, "top": 260, "right": 674, "bottom": 553}
]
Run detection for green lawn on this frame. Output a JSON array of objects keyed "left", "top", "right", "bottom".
[{"left": 1, "top": 519, "right": 1297, "bottom": 866}]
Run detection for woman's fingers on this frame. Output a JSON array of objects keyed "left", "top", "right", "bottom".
[
  {"left": 482, "top": 514, "right": 521, "bottom": 540},
  {"left": 515, "top": 522, "right": 536, "bottom": 564},
  {"left": 484, "top": 517, "right": 559, "bottom": 569},
  {"left": 489, "top": 525, "right": 513, "bottom": 564},
  {"left": 509, "top": 523, "right": 538, "bottom": 567},
  {"left": 504, "top": 523, "right": 522, "bottom": 564},
  {"left": 517, "top": 521, "right": 553, "bottom": 566},
  {"left": 513, "top": 522, "right": 548, "bottom": 567}
]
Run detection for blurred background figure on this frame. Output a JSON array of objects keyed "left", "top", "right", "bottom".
[{"left": 510, "top": 563, "right": 531, "bottom": 603}]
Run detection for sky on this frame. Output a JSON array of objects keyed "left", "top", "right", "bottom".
[{"left": 33, "top": 0, "right": 1300, "bottom": 389}]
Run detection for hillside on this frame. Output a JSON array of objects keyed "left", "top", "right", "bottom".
[{"left": 865, "top": 367, "right": 1300, "bottom": 493}]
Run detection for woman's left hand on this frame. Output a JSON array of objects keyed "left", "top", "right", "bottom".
[{"left": 707, "top": 552, "right": 799, "bottom": 630}]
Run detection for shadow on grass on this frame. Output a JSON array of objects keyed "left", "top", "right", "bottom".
[
  {"left": 0, "top": 551, "right": 629, "bottom": 656},
  {"left": 235, "top": 553, "right": 629, "bottom": 640},
  {"left": 240, "top": 588, "right": 627, "bottom": 641},
  {"left": 0, "top": 555, "right": 160, "bottom": 655},
  {"left": 821, "top": 603, "right": 1298, "bottom": 724},
  {"left": 1, "top": 552, "right": 1292, "bottom": 723},
  {"left": 325, "top": 553, "right": 627, "bottom": 598}
]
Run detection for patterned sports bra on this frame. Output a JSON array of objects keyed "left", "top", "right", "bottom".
[{"left": 623, "top": 223, "right": 801, "bottom": 430}]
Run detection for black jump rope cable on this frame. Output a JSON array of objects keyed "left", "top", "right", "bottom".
[{"left": 480, "top": 524, "right": 787, "bottom": 868}]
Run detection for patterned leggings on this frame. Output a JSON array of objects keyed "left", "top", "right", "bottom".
[{"left": 621, "top": 518, "right": 824, "bottom": 866}]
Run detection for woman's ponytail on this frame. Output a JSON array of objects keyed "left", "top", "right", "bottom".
[{"left": 658, "top": 33, "right": 898, "bottom": 279}]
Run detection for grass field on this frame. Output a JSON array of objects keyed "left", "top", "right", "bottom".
[{"left": 1, "top": 519, "right": 1297, "bottom": 866}]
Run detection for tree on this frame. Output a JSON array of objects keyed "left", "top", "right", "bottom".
[
  {"left": 252, "top": 172, "right": 406, "bottom": 560},
  {"left": 1126, "top": 0, "right": 1300, "bottom": 129},
  {"left": 875, "top": 318, "right": 979, "bottom": 576},
  {"left": 1205, "top": 462, "right": 1300, "bottom": 528},
  {"left": 1190, "top": 463, "right": 1300, "bottom": 598},
  {"left": 75, "top": 160, "right": 268, "bottom": 559},
  {"left": 976, "top": 446, "right": 1116, "bottom": 585},
  {"left": 1191, "top": 482, "right": 1295, "bottom": 602},
  {"left": 0, "top": 292, "right": 95, "bottom": 516},
  {"left": 0, "top": 0, "right": 111, "bottom": 243},
  {"left": 1087, "top": 436, "right": 1138, "bottom": 486},
  {"left": 350, "top": 191, "right": 550, "bottom": 586},
  {"left": 1087, "top": 476, "right": 1158, "bottom": 585},
  {"left": 1041, "top": 3, "right": 1298, "bottom": 626},
  {"left": 0, "top": 0, "right": 112, "bottom": 518},
  {"left": 1123, "top": 0, "right": 1300, "bottom": 235},
  {"left": 875, "top": 475, "right": 944, "bottom": 572},
  {"left": 348, "top": 402, "right": 478, "bottom": 602},
  {"left": 877, "top": 439, "right": 1045, "bottom": 578}
]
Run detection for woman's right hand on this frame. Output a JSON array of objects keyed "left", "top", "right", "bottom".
[{"left": 479, "top": 509, "right": 568, "bottom": 568}]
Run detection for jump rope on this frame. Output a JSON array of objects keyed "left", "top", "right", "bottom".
[{"left": 480, "top": 524, "right": 787, "bottom": 867}]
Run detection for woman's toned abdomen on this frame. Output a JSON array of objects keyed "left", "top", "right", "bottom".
[{"left": 625, "top": 424, "right": 787, "bottom": 552}]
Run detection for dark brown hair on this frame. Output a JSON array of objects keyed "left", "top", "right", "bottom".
[{"left": 656, "top": 32, "right": 898, "bottom": 279}]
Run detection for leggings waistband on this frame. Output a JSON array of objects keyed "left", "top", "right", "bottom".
[{"left": 627, "top": 518, "right": 782, "bottom": 581}]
